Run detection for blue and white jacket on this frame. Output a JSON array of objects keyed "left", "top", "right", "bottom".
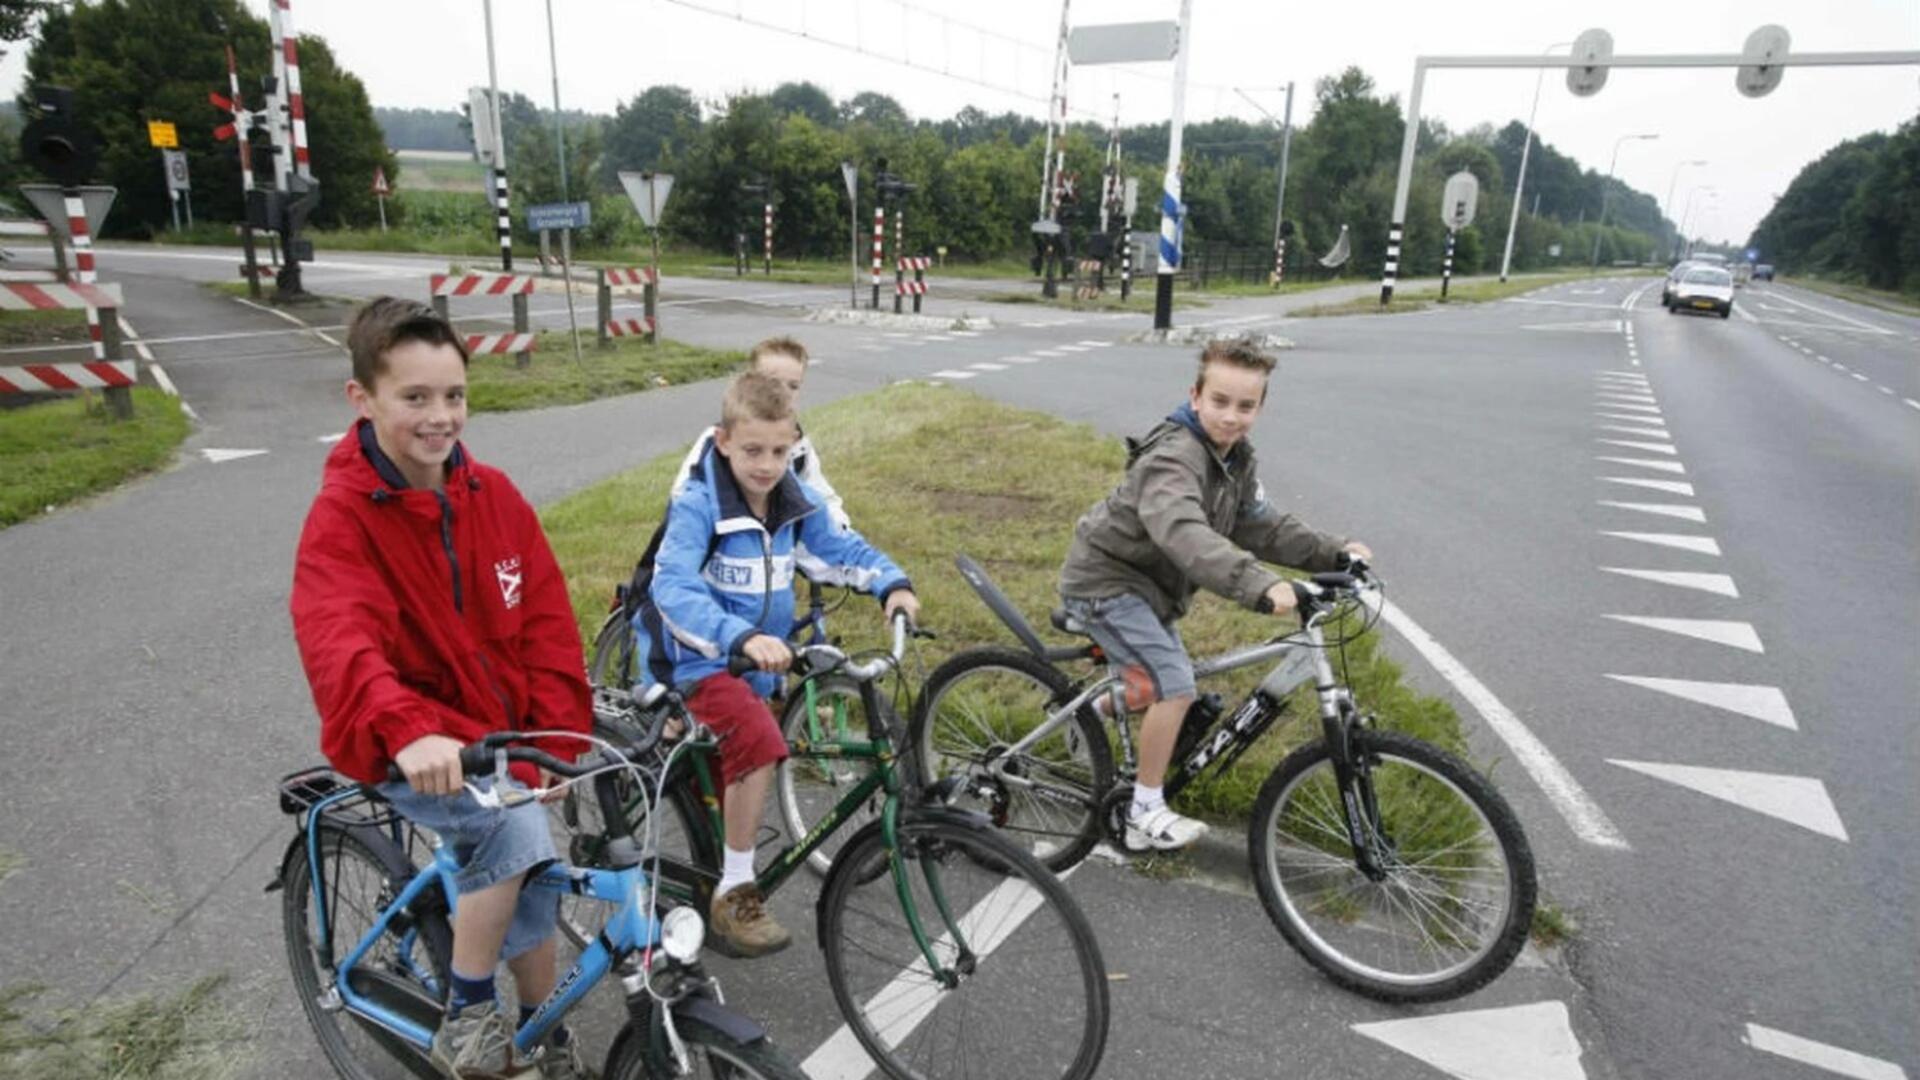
[{"left": 635, "top": 441, "right": 911, "bottom": 697}]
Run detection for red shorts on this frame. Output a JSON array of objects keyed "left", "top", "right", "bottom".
[{"left": 685, "top": 674, "right": 788, "bottom": 788}]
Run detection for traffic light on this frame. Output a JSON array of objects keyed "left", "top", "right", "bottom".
[{"left": 20, "top": 85, "right": 97, "bottom": 188}]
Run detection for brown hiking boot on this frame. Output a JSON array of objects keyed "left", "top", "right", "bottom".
[{"left": 709, "top": 884, "right": 791, "bottom": 957}]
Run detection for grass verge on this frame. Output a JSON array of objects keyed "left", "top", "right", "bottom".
[
  {"left": 0, "top": 389, "right": 190, "bottom": 529},
  {"left": 466, "top": 333, "right": 744, "bottom": 413},
  {"left": 541, "top": 383, "right": 1473, "bottom": 823},
  {"left": 978, "top": 289, "right": 1204, "bottom": 312},
  {"left": 0, "top": 975, "right": 247, "bottom": 1080},
  {"left": 1530, "top": 901, "right": 1575, "bottom": 948},
  {"left": 0, "top": 310, "right": 90, "bottom": 346},
  {"left": 1776, "top": 276, "right": 1920, "bottom": 318},
  {"left": 1292, "top": 270, "right": 1656, "bottom": 318}
]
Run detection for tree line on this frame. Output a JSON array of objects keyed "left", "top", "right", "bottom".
[{"left": 1747, "top": 115, "right": 1920, "bottom": 294}]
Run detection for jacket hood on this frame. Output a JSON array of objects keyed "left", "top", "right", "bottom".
[
  {"left": 1164, "top": 401, "right": 1247, "bottom": 468},
  {"left": 320, "top": 419, "right": 473, "bottom": 499}
]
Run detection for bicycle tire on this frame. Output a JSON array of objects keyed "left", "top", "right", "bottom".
[
  {"left": 588, "top": 609, "right": 640, "bottom": 692},
  {"left": 603, "top": 1013, "right": 808, "bottom": 1079},
  {"left": 817, "top": 816, "right": 1110, "bottom": 1080},
  {"left": 910, "top": 646, "right": 1113, "bottom": 872},
  {"left": 282, "top": 823, "right": 451, "bottom": 1080},
  {"left": 1247, "top": 729, "right": 1537, "bottom": 1003},
  {"left": 774, "top": 674, "right": 893, "bottom": 878}
]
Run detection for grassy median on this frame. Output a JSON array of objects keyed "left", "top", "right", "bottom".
[
  {"left": 0, "top": 389, "right": 191, "bottom": 529},
  {"left": 541, "top": 382, "right": 1470, "bottom": 822},
  {"left": 466, "top": 333, "right": 745, "bottom": 412}
]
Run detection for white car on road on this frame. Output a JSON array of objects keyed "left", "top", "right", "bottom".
[{"left": 1669, "top": 266, "right": 1735, "bottom": 319}]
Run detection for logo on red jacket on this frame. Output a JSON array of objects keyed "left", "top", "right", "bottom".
[{"left": 494, "top": 556, "right": 524, "bottom": 609}]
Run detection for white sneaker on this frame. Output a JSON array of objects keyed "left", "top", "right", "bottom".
[{"left": 1125, "top": 804, "right": 1208, "bottom": 852}]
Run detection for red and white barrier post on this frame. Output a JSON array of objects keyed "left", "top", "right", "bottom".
[
  {"left": 596, "top": 267, "right": 659, "bottom": 346},
  {"left": 896, "top": 257, "right": 930, "bottom": 314},
  {"left": 0, "top": 280, "right": 134, "bottom": 417},
  {"left": 869, "top": 207, "right": 885, "bottom": 310},
  {"left": 430, "top": 272, "right": 537, "bottom": 366},
  {"left": 763, "top": 202, "right": 773, "bottom": 276}
]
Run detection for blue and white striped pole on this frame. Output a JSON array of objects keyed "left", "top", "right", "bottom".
[{"left": 1153, "top": 0, "right": 1194, "bottom": 331}]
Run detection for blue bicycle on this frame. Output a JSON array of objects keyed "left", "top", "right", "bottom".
[{"left": 275, "top": 694, "right": 806, "bottom": 1080}]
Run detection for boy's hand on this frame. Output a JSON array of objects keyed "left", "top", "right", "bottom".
[
  {"left": 1343, "top": 541, "right": 1374, "bottom": 562},
  {"left": 883, "top": 589, "right": 921, "bottom": 626},
  {"left": 1264, "top": 581, "right": 1300, "bottom": 615},
  {"left": 393, "top": 734, "right": 466, "bottom": 796},
  {"left": 742, "top": 633, "right": 793, "bottom": 674}
]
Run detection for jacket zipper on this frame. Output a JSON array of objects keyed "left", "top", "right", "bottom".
[{"left": 434, "top": 490, "right": 463, "bottom": 614}]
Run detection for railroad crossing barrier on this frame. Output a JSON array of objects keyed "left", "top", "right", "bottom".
[
  {"left": 894, "top": 256, "right": 930, "bottom": 314},
  {"left": 596, "top": 266, "right": 659, "bottom": 346},
  {"left": 429, "top": 272, "right": 536, "bottom": 365},
  {"left": 0, "top": 279, "right": 133, "bottom": 417}
]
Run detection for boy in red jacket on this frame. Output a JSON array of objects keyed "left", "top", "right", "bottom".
[{"left": 291, "top": 297, "right": 591, "bottom": 1079}]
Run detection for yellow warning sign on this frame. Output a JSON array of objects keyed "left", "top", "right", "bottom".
[{"left": 147, "top": 120, "right": 178, "bottom": 149}]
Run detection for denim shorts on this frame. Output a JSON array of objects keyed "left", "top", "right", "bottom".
[
  {"left": 1060, "top": 592, "right": 1197, "bottom": 702},
  {"left": 376, "top": 776, "right": 560, "bottom": 960}
]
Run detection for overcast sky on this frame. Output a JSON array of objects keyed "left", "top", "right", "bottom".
[{"left": 7, "top": 0, "right": 1917, "bottom": 245}]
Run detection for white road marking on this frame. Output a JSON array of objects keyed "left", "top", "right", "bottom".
[
  {"left": 1879, "top": 386, "right": 1895, "bottom": 395},
  {"left": 1521, "top": 318, "right": 1626, "bottom": 332},
  {"left": 948, "top": 330, "right": 982, "bottom": 337},
  {"left": 1032, "top": 349, "right": 1067, "bottom": 357},
  {"left": 1758, "top": 286, "right": 1895, "bottom": 334},
  {"left": 1732, "top": 302, "right": 1759, "bottom": 323},
  {"left": 1512, "top": 297, "right": 1624, "bottom": 312},
  {"left": 1601, "top": 477, "right": 1694, "bottom": 495},
  {"left": 1598, "top": 369, "right": 1645, "bottom": 377},
  {"left": 1605, "top": 675, "right": 1792, "bottom": 728},
  {"left": 969, "top": 362, "right": 1008, "bottom": 372},
  {"left": 1597, "top": 500, "right": 1706, "bottom": 523},
  {"left": 201, "top": 448, "right": 269, "bottom": 463},
  {"left": 1851, "top": 372, "right": 1869, "bottom": 382},
  {"left": 1600, "top": 531, "right": 1722, "bottom": 555},
  {"left": 1379, "top": 600, "right": 1627, "bottom": 849},
  {"left": 1815, "top": 355, "right": 1831, "bottom": 363},
  {"left": 1744, "top": 1023, "right": 1907, "bottom": 1080},
  {"left": 1597, "top": 456, "right": 1686, "bottom": 474},
  {"left": 1353, "top": 1000, "right": 1589, "bottom": 1080},
  {"left": 1006, "top": 355, "right": 1044, "bottom": 364},
  {"left": 1056, "top": 344, "right": 1092, "bottom": 352},
  {"left": 928, "top": 369, "right": 976, "bottom": 380},
  {"left": 317, "top": 433, "right": 346, "bottom": 444},
  {"left": 1595, "top": 412, "right": 1666, "bottom": 425},
  {"left": 1596, "top": 568, "right": 1736, "bottom": 598},
  {"left": 1075, "top": 339, "right": 1112, "bottom": 347},
  {"left": 1608, "top": 761, "right": 1849, "bottom": 841},
  {"left": 1593, "top": 401, "right": 1662, "bottom": 414},
  {"left": 234, "top": 296, "right": 344, "bottom": 348},
  {"left": 1597, "top": 439, "right": 1677, "bottom": 455},
  {"left": 1594, "top": 392, "right": 1659, "bottom": 404},
  {"left": 1603, "top": 615, "right": 1763, "bottom": 653},
  {"left": 1905, "top": 399, "right": 1920, "bottom": 412},
  {"left": 1596, "top": 424, "right": 1671, "bottom": 439}
]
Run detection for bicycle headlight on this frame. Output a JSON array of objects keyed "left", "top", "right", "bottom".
[{"left": 658, "top": 906, "right": 705, "bottom": 963}]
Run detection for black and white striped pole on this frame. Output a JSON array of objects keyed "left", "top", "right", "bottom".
[
  {"left": 481, "top": 0, "right": 512, "bottom": 274},
  {"left": 1379, "top": 56, "right": 1426, "bottom": 306},
  {"left": 1441, "top": 228, "right": 1455, "bottom": 299}
]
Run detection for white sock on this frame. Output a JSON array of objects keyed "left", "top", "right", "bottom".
[
  {"left": 1130, "top": 784, "right": 1165, "bottom": 819},
  {"left": 715, "top": 845, "right": 756, "bottom": 899}
]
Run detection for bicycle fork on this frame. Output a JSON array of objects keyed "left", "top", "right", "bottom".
[{"left": 1301, "top": 630, "right": 1394, "bottom": 882}]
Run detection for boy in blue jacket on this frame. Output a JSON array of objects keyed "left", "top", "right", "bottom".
[{"left": 636, "top": 370, "right": 919, "bottom": 955}]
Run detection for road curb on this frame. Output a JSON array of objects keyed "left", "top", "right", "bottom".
[{"left": 805, "top": 306, "right": 993, "bottom": 332}]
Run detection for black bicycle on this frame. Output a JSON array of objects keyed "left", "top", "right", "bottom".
[{"left": 910, "top": 553, "right": 1537, "bottom": 1004}]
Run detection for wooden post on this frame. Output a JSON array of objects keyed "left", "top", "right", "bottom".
[
  {"left": 99, "top": 308, "right": 131, "bottom": 419},
  {"left": 643, "top": 275, "right": 657, "bottom": 344},
  {"left": 596, "top": 268, "right": 611, "bottom": 348}
]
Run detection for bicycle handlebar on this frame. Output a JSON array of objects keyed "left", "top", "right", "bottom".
[
  {"left": 383, "top": 685, "right": 675, "bottom": 786},
  {"left": 727, "top": 610, "right": 920, "bottom": 682}
]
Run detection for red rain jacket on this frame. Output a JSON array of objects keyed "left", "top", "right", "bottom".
[{"left": 291, "top": 422, "right": 590, "bottom": 785}]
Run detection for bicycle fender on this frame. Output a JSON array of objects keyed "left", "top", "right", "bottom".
[{"left": 672, "top": 994, "right": 768, "bottom": 1044}]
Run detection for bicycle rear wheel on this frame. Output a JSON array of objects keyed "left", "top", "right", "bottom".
[
  {"left": 774, "top": 675, "right": 890, "bottom": 877},
  {"left": 817, "top": 817, "right": 1109, "bottom": 1080},
  {"left": 588, "top": 609, "right": 640, "bottom": 691},
  {"left": 910, "top": 647, "right": 1112, "bottom": 872},
  {"left": 282, "top": 823, "right": 450, "bottom": 1080},
  {"left": 1248, "top": 729, "right": 1536, "bottom": 1003}
]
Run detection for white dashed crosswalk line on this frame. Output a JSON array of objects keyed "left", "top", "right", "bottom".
[
  {"left": 1032, "top": 349, "right": 1067, "bottom": 357},
  {"left": 1596, "top": 455, "right": 1686, "bottom": 474},
  {"left": 1597, "top": 438, "right": 1677, "bottom": 455},
  {"left": 1056, "top": 344, "right": 1092, "bottom": 353},
  {"left": 1594, "top": 400, "right": 1662, "bottom": 414},
  {"left": 1005, "top": 355, "right": 1043, "bottom": 364},
  {"left": 1596, "top": 412, "right": 1665, "bottom": 425},
  {"left": 1353, "top": 1001, "right": 1589, "bottom": 1080},
  {"left": 1905, "top": 398, "right": 1920, "bottom": 412},
  {"left": 1595, "top": 568, "right": 1736, "bottom": 597},
  {"left": 1603, "top": 615, "right": 1763, "bottom": 653},
  {"left": 1608, "top": 761, "right": 1849, "bottom": 841},
  {"left": 1075, "top": 339, "right": 1112, "bottom": 347},
  {"left": 1597, "top": 500, "right": 1706, "bottom": 523},
  {"left": 1600, "top": 476, "right": 1695, "bottom": 495},
  {"left": 1850, "top": 372, "right": 1869, "bottom": 382},
  {"left": 1744, "top": 1023, "right": 1907, "bottom": 1080},
  {"left": 928, "top": 369, "right": 976, "bottom": 380},
  {"left": 1600, "top": 531, "right": 1722, "bottom": 555},
  {"left": 1596, "top": 423, "right": 1670, "bottom": 438},
  {"left": 1605, "top": 675, "right": 1792, "bottom": 727},
  {"left": 969, "top": 362, "right": 1008, "bottom": 372}
]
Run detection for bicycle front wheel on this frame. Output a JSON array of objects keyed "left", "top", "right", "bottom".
[
  {"left": 588, "top": 609, "right": 640, "bottom": 691},
  {"left": 775, "top": 675, "right": 892, "bottom": 877},
  {"left": 282, "top": 824, "right": 450, "bottom": 1080},
  {"left": 604, "top": 1013, "right": 808, "bottom": 1079},
  {"left": 817, "top": 817, "right": 1109, "bottom": 1080},
  {"left": 910, "top": 647, "right": 1112, "bottom": 872},
  {"left": 1249, "top": 729, "right": 1537, "bottom": 1003}
]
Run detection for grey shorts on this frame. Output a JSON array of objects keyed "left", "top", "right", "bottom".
[
  {"left": 376, "top": 776, "right": 560, "bottom": 960},
  {"left": 1060, "top": 592, "right": 1197, "bottom": 702}
]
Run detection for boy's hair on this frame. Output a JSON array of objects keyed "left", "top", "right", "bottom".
[
  {"left": 749, "top": 335, "right": 809, "bottom": 368},
  {"left": 1193, "top": 337, "right": 1277, "bottom": 396},
  {"left": 346, "top": 297, "right": 471, "bottom": 388},
  {"left": 720, "top": 369, "right": 796, "bottom": 431}
]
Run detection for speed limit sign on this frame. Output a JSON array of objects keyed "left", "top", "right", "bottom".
[{"left": 163, "top": 149, "right": 191, "bottom": 192}]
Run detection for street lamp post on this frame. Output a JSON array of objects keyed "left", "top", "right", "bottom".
[
  {"left": 1678, "top": 185, "right": 1715, "bottom": 256},
  {"left": 1498, "top": 41, "right": 1573, "bottom": 282},
  {"left": 1662, "top": 159, "right": 1707, "bottom": 261},
  {"left": 1234, "top": 84, "right": 1296, "bottom": 286},
  {"left": 1591, "top": 132, "right": 1659, "bottom": 268}
]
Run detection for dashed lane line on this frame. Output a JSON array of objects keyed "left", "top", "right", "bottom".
[
  {"left": 1596, "top": 455, "right": 1686, "bottom": 474},
  {"left": 1605, "top": 675, "right": 1791, "bottom": 726},
  {"left": 1601, "top": 531, "right": 1722, "bottom": 556},
  {"left": 1744, "top": 1023, "right": 1908, "bottom": 1080},
  {"left": 1608, "top": 762, "right": 1848, "bottom": 841},
  {"left": 1596, "top": 569, "right": 1738, "bottom": 598},
  {"left": 928, "top": 369, "right": 976, "bottom": 381},
  {"left": 233, "top": 296, "right": 343, "bottom": 349},
  {"left": 968, "top": 362, "right": 1008, "bottom": 372},
  {"left": 1596, "top": 500, "right": 1706, "bottom": 524},
  {"left": 1603, "top": 615, "right": 1762, "bottom": 653}
]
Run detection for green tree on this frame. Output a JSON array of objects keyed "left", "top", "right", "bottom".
[
  {"left": 598, "top": 85, "right": 699, "bottom": 190},
  {"left": 766, "top": 81, "right": 837, "bottom": 128}
]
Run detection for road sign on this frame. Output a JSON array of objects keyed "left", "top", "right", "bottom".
[
  {"left": 1123, "top": 177, "right": 1139, "bottom": 217},
  {"left": 1030, "top": 219, "right": 1062, "bottom": 236},
  {"left": 19, "top": 184, "right": 116, "bottom": 240},
  {"left": 466, "top": 86, "right": 496, "bottom": 158},
  {"left": 163, "top": 149, "right": 190, "bottom": 192},
  {"left": 147, "top": 120, "right": 178, "bottom": 148},
  {"left": 1068, "top": 21, "right": 1180, "bottom": 65},
  {"left": 839, "top": 160, "right": 858, "bottom": 201},
  {"left": 372, "top": 165, "right": 390, "bottom": 196},
  {"left": 616, "top": 171, "right": 674, "bottom": 228},
  {"left": 1737, "top": 24, "right": 1791, "bottom": 98},
  {"left": 1567, "top": 28, "right": 1613, "bottom": 97},
  {"left": 527, "top": 201, "right": 591, "bottom": 231},
  {"left": 1441, "top": 171, "right": 1479, "bottom": 230}
]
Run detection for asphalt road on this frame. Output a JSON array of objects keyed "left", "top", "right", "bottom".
[{"left": 1, "top": 246, "right": 1912, "bottom": 1080}]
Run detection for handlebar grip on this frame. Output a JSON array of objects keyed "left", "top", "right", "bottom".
[
  {"left": 459, "top": 743, "right": 497, "bottom": 776},
  {"left": 727, "top": 654, "right": 758, "bottom": 676}
]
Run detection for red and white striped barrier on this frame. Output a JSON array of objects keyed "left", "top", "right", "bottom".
[
  {"left": 896, "top": 256, "right": 931, "bottom": 272},
  {"left": 604, "top": 318, "right": 657, "bottom": 338},
  {"left": 430, "top": 273, "right": 537, "bottom": 297},
  {"left": 0, "top": 281, "right": 124, "bottom": 310},
  {"left": 0, "top": 361, "right": 137, "bottom": 394},
  {"left": 272, "top": 0, "right": 311, "bottom": 178},
  {"left": 895, "top": 280, "right": 927, "bottom": 296},
  {"left": 463, "top": 333, "right": 539, "bottom": 355},
  {"left": 602, "top": 267, "right": 659, "bottom": 289}
]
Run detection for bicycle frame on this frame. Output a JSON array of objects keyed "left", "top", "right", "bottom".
[{"left": 303, "top": 785, "right": 664, "bottom": 1057}]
